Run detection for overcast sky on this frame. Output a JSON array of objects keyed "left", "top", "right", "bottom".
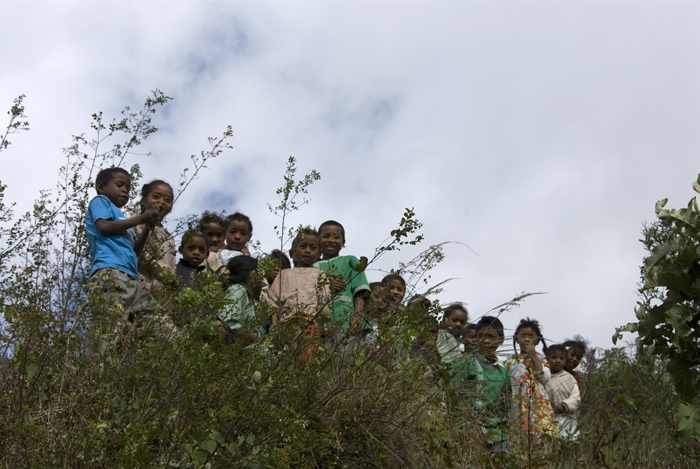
[{"left": 2, "top": 1, "right": 699, "bottom": 350}]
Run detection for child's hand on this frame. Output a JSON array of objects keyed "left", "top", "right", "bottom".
[
  {"left": 140, "top": 208, "right": 161, "bottom": 226},
  {"left": 522, "top": 343, "right": 538, "bottom": 358},
  {"left": 554, "top": 403, "right": 565, "bottom": 413},
  {"left": 329, "top": 275, "right": 346, "bottom": 293}
]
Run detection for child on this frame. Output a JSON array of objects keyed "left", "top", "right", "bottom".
[
  {"left": 362, "top": 278, "right": 410, "bottom": 358},
  {"left": 136, "top": 180, "right": 176, "bottom": 294},
  {"left": 86, "top": 168, "right": 171, "bottom": 346},
  {"left": 176, "top": 229, "right": 208, "bottom": 288},
  {"left": 266, "top": 228, "right": 331, "bottom": 326},
  {"left": 436, "top": 303, "right": 468, "bottom": 364},
  {"left": 381, "top": 273, "right": 406, "bottom": 309},
  {"left": 505, "top": 318, "right": 558, "bottom": 436},
  {"left": 545, "top": 344, "right": 581, "bottom": 440},
  {"left": 563, "top": 338, "right": 588, "bottom": 393},
  {"left": 314, "top": 220, "right": 370, "bottom": 330},
  {"left": 259, "top": 249, "right": 292, "bottom": 303},
  {"left": 461, "top": 323, "right": 478, "bottom": 355},
  {"left": 451, "top": 316, "right": 512, "bottom": 451},
  {"left": 218, "top": 212, "right": 253, "bottom": 267},
  {"left": 219, "top": 255, "right": 261, "bottom": 343},
  {"left": 197, "top": 211, "right": 226, "bottom": 275}
]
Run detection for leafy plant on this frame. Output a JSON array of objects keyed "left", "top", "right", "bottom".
[{"left": 615, "top": 174, "right": 700, "bottom": 443}]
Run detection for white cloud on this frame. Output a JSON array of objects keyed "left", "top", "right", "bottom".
[{"left": 2, "top": 0, "right": 699, "bottom": 349}]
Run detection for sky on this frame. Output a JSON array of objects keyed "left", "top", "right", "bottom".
[{"left": 1, "top": 0, "right": 699, "bottom": 350}]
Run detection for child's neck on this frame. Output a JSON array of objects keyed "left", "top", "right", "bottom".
[{"left": 322, "top": 254, "right": 339, "bottom": 260}]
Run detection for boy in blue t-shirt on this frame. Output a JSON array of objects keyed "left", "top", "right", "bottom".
[{"left": 86, "top": 167, "right": 165, "bottom": 337}]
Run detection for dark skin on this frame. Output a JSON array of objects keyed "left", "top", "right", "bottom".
[
  {"left": 95, "top": 174, "right": 160, "bottom": 255},
  {"left": 318, "top": 224, "right": 366, "bottom": 329},
  {"left": 477, "top": 326, "right": 504, "bottom": 363}
]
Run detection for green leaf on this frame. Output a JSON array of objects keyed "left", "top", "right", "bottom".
[
  {"left": 26, "top": 363, "right": 38, "bottom": 380},
  {"left": 614, "top": 394, "right": 637, "bottom": 411},
  {"left": 209, "top": 431, "right": 225, "bottom": 444},
  {"left": 201, "top": 438, "right": 217, "bottom": 454},
  {"left": 193, "top": 448, "right": 209, "bottom": 465},
  {"left": 676, "top": 403, "right": 700, "bottom": 442}
]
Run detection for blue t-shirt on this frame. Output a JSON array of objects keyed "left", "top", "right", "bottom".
[{"left": 86, "top": 195, "right": 138, "bottom": 279}]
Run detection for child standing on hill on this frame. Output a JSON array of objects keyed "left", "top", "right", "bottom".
[
  {"left": 86, "top": 168, "right": 174, "bottom": 349},
  {"left": 197, "top": 212, "right": 226, "bottom": 275},
  {"left": 267, "top": 228, "right": 331, "bottom": 326},
  {"left": 451, "top": 316, "right": 512, "bottom": 452},
  {"left": 436, "top": 303, "right": 468, "bottom": 364},
  {"left": 545, "top": 344, "right": 581, "bottom": 439},
  {"left": 219, "top": 212, "right": 253, "bottom": 267},
  {"left": 563, "top": 338, "right": 587, "bottom": 393},
  {"left": 461, "top": 323, "right": 478, "bottom": 355},
  {"left": 176, "top": 229, "right": 208, "bottom": 288},
  {"left": 219, "top": 255, "right": 262, "bottom": 344},
  {"left": 137, "top": 180, "right": 176, "bottom": 294},
  {"left": 314, "top": 220, "right": 370, "bottom": 331},
  {"left": 505, "top": 318, "right": 558, "bottom": 436}
]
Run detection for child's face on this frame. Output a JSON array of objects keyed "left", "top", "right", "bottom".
[
  {"left": 445, "top": 310, "right": 467, "bottom": 334},
  {"left": 386, "top": 280, "right": 405, "bottom": 305},
  {"left": 225, "top": 220, "right": 251, "bottom": 252},
  {"left": 319, "top": 225, "right": 344, "bottom": 259},
  {"left": 141, "top": 183, "right": 173, "bottom": 220},
  {"left": 548, "top": 350, "right": 567, "bottom": 373},
  {"left": 516, "top": 327, "right": 540, "bottom": 350},
  {"left": 477, "top": 327, "right": 503, "bottom": 355},
  {"left": 463, "top": 328, "right": 478, "bottom": 351},
  {"left": 566, "top": 346, "right": 584, "bottom": 371},
  {"left": 97, "top": 172, "right": 131, "bottom": 208},
  {"left": 203, "top": 222, "right": 225, "bottom": 252},
  {"left": 292, "top": 235, "right": 320, "bottom": 268},
  {"left": 179, "top": 236, "right": 208, "bottom": 267}
]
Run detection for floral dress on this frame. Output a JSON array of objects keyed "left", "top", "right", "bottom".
[{"left": 505, "top": 353, "right": 559, "bottom": 436}]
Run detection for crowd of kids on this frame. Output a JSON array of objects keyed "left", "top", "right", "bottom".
[{"left": 85, "top": 167, "right": 589, "bottom": 452}]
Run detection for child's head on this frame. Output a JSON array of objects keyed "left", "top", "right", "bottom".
[
  {"left": 224, "top": 212, "right": 253, "bottom": 252},
  {"left": 546, "top": 344, "right": 568, "bottom": 374},
  {"left": 266, "top": 249, "right": 291, "bottom": 284},
  {"left": 140, "top": 180, "right": 173, "bottom": 221},
  {"left": 95, "top": 167, "right": 131, "bottom": 207},
  {"left": 179, "top": 229, "right": 209, "bottom": 267},
  {"left": 198, "top": 211, "right": 226, "bottom": 252},
  {"left": 442, "top": 303, "right": 468, "bottom": 336},
  {"left": 381, "top": 273, "right": 406, "bottom": 306},
  {"left": 318, "top": 220, "right": 345, "bottom": 259},
  {"left": 513, "top": 317, "right": 548, "bottom": 355},
  {"left": 476, "top": 316, "right": 505, "bottom": 357},
  {"left": 290, "top": 228, "right": 321, "bottom": 268},
  {"left": 563, "top": 338, "right": 588, "bottom": 371},
  {"left": 461, "top": 324, "right": 478, "bottom": 353},
  {"left": 226, "top": 255, "right": 258, "bottom": 287}
]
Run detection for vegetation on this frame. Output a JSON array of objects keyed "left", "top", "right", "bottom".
[
  {"left": 1, "top": 93, "right": 698, "bottom": 467},
  {"left": 616, "top": 176, "right": 700, "bottom": 444}
]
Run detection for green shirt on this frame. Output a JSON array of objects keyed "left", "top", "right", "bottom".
[
  {"left": 451, "top": 355, "right": 512, "bottom": 443},
  {"left": 314, "top": 255, "right": 370, "bottom": 328}
]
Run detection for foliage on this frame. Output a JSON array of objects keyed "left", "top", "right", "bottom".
[
  {"left": 573, "top": 346, "right": 699, "bottom": 467},
  {"left": 615, "top": 175, "right": 700, "bottom": 443},
  {"left": 267, "top": 156, "right": 321, "bottom": 251},
  {"left": 0, "top": 94, "right": 30, "bottom": 152},
  {"left": 4, "top": 93, "right": 700, "bottom": 467}
]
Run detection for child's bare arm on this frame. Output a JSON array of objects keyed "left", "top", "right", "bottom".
[
  {"left": 350, "top": 293, "right": 366, "bottom": 328},
  {"left": 95, "top": 209, "right": 160, "bottom": 236}
]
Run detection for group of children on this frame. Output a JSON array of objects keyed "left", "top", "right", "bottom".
[
  {"left": 446, "top": 314, "right": 587, "bottom": 449},
  {"left": 85, "top": 167, "right": 588, "bottom": 450}
]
